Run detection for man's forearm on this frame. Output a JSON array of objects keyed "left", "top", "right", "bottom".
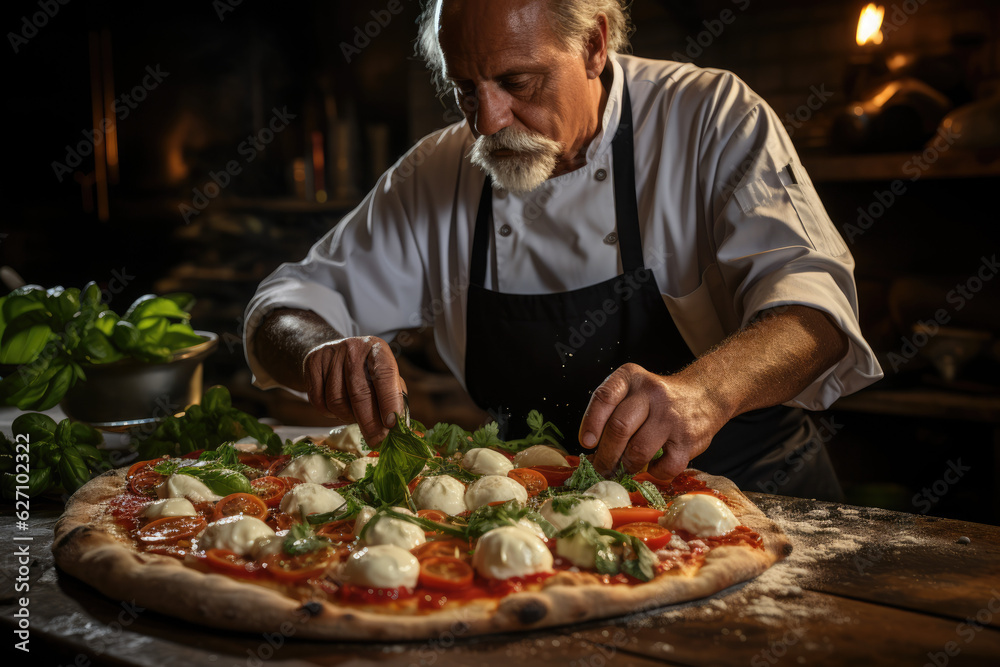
[
  {"left": 675, "top": 305, "right": 849, "bottom": 420},
  {"left": 254, "top": 308, "right": 345, "bottom": 391}
]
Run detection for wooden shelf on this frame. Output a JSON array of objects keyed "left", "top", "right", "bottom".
[{"left": 802, "top": 150, "right": 1000, "bottom": 182}]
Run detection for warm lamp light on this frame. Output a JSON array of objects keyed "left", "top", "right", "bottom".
[{"left": 856, "top": 3, "right": 885, "bottom": 46}]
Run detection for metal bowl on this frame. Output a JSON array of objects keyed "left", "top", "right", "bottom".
[{"left": 60, "top": 331, "right": 219, "bottom": 429}]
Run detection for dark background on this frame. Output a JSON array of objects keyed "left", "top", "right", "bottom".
[{"left": 3, "top": 0, "right": 1000, "bottom": 523}]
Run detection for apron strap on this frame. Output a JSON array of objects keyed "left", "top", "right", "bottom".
[
  {"left": 610, "top": 81, "right": 645, "bottom": 274},
  {"left": 470, "top": 176, "right": 493, "bottom": 289}
]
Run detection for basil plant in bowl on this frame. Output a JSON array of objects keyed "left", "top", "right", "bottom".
[{"left": 0, "top": 283, "right": 217, "bottom": 427}]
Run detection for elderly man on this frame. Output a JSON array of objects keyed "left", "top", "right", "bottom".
[{"left": 244, "top": 0, "right": 882, "bottom": 500}]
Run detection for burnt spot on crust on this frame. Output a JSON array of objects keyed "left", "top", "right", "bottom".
[
  {"left": 99, "top": 469, "right": 119, "bottom": 478},
  {"left": 782, "top": 542, "right": 794, "bottom": 558},
  {"left": 516, "top": 599, "right": 547, "bottom": 625},
  {"left": 298, "top": 602, "right": 323, "bottom": 617},
  {"left": 53, "top": 525, "right": 90, "bottom": 554}
]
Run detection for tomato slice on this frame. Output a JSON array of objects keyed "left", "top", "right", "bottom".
[
  {"left": 609, "top": 507, "right": 665, "bottom": 528},
  {"left": 316, "top": 519, "right": 355, "bottom": 542},
  {"left": 412, "top": 538, "right": 473, "bottom": 562},
  {"left": 263, "top": 546, "right": 339, "bottom": 584},
  {"left": 616, "top": 521, "right": 672, "bottom": 550},
  {"left": 529, "top": 465, "right": 575, "bottom": 486},
  {"left": 632, "top": 471, "right": 673, "bottom": 489},
  {"left": 136, "top": 515, "right": 207, "bottom": 543},
  {"left": 204, "top": 548, "right": 259, "bottom": 578},
  {"left": 181, "top": 449, "right": 205, "bottom": 460},
  {"left": 212, "top": 493, "right": 269, "bottom": 522},
  {"left": 265, "top": 455, "right": 291, "bottom": 477},
  {"left": 415, "top": 509, "right": 451, "bottom": 536},
  {"left": 564, "top": 455, "right": 581, "bottom": 467},
  {"left": 127, "top": 458, "right": 164, "bottom": 478},
  {"left": 419, "top": 556, "right": 474, "bottom": 591},
  {"left": 271, "top": 511, "right": 297, "bottom": 531},
  {"left": 250, "top": 476, "right": 288, "bottom": 507},
  {"left": 237, "top": 453, "right": 273, "bottom": 470},
  {"left": 507, "top": 468, "right": 548, "bottom": 496},
  {"left": 128, "top": 470, "right": 165, "bottom": 497},
  {"left": 407, "top": 476, "right": 424, "bottom": 494}
]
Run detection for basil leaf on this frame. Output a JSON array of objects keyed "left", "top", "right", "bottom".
[
  {"left": 125, "top": 295, "right": 192, "bottom": 323},
  {"left": 12, "top": 412, "right": 58, "bottom": 440},
  {"left": 372, "top": 417, "right": 431, "bottom": 506},
  {"left": 281, "top": 440, "right": 355, "bottom": 464},
  {"left": 469, "top": 422, "right": 504, "bottom": 450},
  {"left": 636, "top": 481, "right": 668, "bottom": 510},
  {"left": 466, "top": 500, "right": 554, "bottom": 539},
  {"left": 176, "top": 467, "right": 251, "bottom": 496},
  {"left": 563, "top": 456, "right": 601, "bottom": 492},
  {"left": 0, "top": 323, "right": 52, "bottom": 365},
  {"left": 34, "top": 363, "right": 75, "bottom": 411},
  {"left": 550, "top": 495, "right": 583, "bottom": 516},
  {"left": 283, "top": 521, "right": 328, "bottom": 555},
  {"left": 111, "top": 320, "right": 141, "bottom": 350},
  {"left": 423, "top": 422, "right": 471, "bottom": 456},
  {"left": 58, "top": 447, "right": 91, "bottom": 493}
]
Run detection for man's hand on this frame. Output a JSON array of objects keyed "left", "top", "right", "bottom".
[
  {"left": 578, "top": 305, "right": 850, "bottom": 480},
  {"left": 303, "top": 336, "right": 406, "bottom": 447},
  {"left": 254, "top": 309, "right": 407, "bottom": 447},
  {"left": 579, "top": 364, "right": 727, "bottom": 479}
]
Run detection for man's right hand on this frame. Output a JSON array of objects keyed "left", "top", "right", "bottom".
[{"left": 302, "top": 336, "right": 406, "bottom": 447}]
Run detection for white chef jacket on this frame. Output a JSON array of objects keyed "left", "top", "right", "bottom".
[{"left": 244, "top": 53, "right": 883, "bottom": 409}]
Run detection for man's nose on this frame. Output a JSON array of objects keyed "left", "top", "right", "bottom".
[{"left": 474, "top": 87, "right": 512, "bottom": 137}]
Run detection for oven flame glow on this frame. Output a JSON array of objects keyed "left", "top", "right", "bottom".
[{"left": 856, "top": 3, "right": 885, "bottom": 45}]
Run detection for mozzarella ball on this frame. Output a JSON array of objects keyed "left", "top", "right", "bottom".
[
  {"left": 251, "top": 534, "right": 286, "bottom": 560},
  {"left": 515, "top": 517, "right": 549, "bottom": 541},
  {"left": 156, "top": 474, "right": 222, "bottom": 503},
  {"left": 343, "top": 456, "right": 378, "bottom": 482},
  {"left": 361, "top": 515, "right": 427, "bottom": 551},
  {"left": 556, "top": 529, "right": 614, "bottom": 569},
  {"left": 583, "top": 481, "right": 631, "bottom": 509},
  {"left": 473, "top": 526, "right": 554, "bottom": 580},
  {"left": 464, "top": 475, "right": 528, "bottom": 511},
  {"left": 278, "top": 454, "right": 345, "bottom": 484},
  {"left": 513, "top": 445, "right": 569, "bottom": 468},
  {"left": 279, "top": 482, "right": 346, "bottom": 517},
  {"left": 412, "top": 475, "right": 468, "bottom": 515},
  {"left": 323, "top": 423, "right": 366, "bottom": 456},
  {"left": 539, "top": 496, "right": 613, "bottom": 532},
  {"left": 353, "top": 506, "right": 414, "bottom": 537},
  {"left": 461, "top": 448, "right": 514, "bottom": 475},
  {"left": 341, "top": 544, "right": 420, "bottom": 589},
  {"left": 659, "top": 493, "right": 738, "bottom": 537},
  {"left": 198, "top": 516, "right": 274, "bottom": 556},
  {"left": 143, "top": 498, "right": 197, "bottom": 519}
]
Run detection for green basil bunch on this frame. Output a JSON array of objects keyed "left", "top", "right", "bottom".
[
  {"left": 0, "top": 284, "right": 204, "bottom": 411},
  {"left": 135, "top": 385, "right": 281, "bottom": 459},
  {"left": 0, "top": 413, "right": 110, "bottom": 499}
]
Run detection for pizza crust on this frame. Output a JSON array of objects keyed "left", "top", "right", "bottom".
[{"left": 52, "top": 468, "right": 790, "bottom": 640}]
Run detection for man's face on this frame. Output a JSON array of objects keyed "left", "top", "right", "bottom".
[{"left": 438, "top": 0, "right": 601, "bottom": 192}]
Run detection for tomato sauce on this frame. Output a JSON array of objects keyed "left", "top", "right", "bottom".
[{"left": 108, "top": 493, "right": 150, "bottom": 530}]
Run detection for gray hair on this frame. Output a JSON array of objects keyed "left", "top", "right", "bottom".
[{"left": 416, "top": 0, "right": 633, "bottom": 94}]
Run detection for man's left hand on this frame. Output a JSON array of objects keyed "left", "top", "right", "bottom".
[{"left": 579, "top": 363, "right": 728, "bottom": 479}]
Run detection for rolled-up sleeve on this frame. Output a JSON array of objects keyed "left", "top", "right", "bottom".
[
  {"left": 243, "top": 175, "right": 430, "bottom": 390},
  {"left": 709, "top": 102, "right": 883, "bottom": 409}
]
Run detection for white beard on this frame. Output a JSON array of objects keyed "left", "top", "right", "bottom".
[{"left": 470, "top": 127, "right": 563, "bottom": 193}]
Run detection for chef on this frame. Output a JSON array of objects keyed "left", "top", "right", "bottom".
[{"left": 244, "top": 0, "right": 882, "bottom": 500}]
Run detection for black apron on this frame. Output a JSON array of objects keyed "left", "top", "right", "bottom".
[{"left": 463, "top": 80, "right": 842, "bottom": 501}]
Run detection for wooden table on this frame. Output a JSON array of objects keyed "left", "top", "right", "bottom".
[{"left": 3, "top": 495, "right": 999, "bottom": 666}]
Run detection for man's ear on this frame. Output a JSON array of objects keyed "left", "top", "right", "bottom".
[{"left": 584, "top": 14, "right": 609, "bottom": 79}]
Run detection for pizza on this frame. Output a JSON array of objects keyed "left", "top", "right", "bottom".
[{"left": 52, "top": 420, "right": 791, "bottom": 640}]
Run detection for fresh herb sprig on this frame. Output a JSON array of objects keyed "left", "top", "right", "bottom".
[
  {"left": 370, "top": 416, "right": 433, "bottom": 506},
  {"left": 0, "top": 413, "right": 109, "bottom": 499},
  {"left": 135, "top": 385, "right": 281, "bottom": 459},
  {"left": 281, "top": 440, "right": 356, "bottom": 465},
  {"left": 557, "top": 521, "right": 658, "bottom": 582},
  {"left": 152, "top": 458, "right": 252, "bottom": 496},
  {"left": 283, "top": 519, "right": 329, "bottom": 555},
  {"left": 501, "top": 410, "right": 564, "bottom": 451},
  {"left": 563, "top": 456, "right": 602, "bottom": 492}
]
